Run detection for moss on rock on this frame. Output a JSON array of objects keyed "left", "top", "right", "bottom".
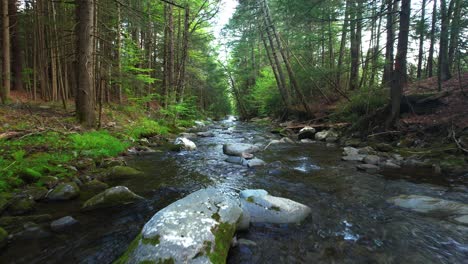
[
  {"left": 107, "top": 166, "right": 143, "bottom": 180},
  {"left": 207, "top": 222, "right": 236, "bottom": 264},
  {"left": 8, "top": 197, "right": 35, "bottom": 215},
  {"left": 47, "top": 182, "right": 80, "bottom": 201},
  {"left": 0, "top": 227, "right": 8, "bottom": 249},
  {"left": 82, "top": 186, "right": 143, "bottom": 211},
  {"left": 114, "top": 233, "right": 142, "bottom": 264}
]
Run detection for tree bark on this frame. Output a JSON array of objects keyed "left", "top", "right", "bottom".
[
  {"left": 10, "top": 0, "right": 22, "bottom": 92},
  {"left": 76, "top": 0, "right": 96, "bottom": 127},
  {"left": 427, "top": 0, "right": 437, "bottom": 77},
  {"left": 1, "top": 0, "right": 11, "bottom": 103},
  {"left": 386, "top": 0, "right": 411, "bottom": 128},
  {"left": 336, "top": 0, "right": 350, "bottom": 88},
  {"left": 416, "top": 0, "right": 426, "bottom": 79},
  {"left": 382, "top": 0, "right": 395, "bottom": 86},
  {"left": 438, "top": 0, "right": 451, "bottom": 86}
]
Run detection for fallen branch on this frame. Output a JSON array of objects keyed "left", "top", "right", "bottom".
[
  {"left": 367, "top": 131, "right": 401, "bottom": 138},
  {"left": 451, "top": 124, "right": 468, "bottom": 154}
]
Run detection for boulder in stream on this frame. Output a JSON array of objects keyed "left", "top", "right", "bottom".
[
  {"left": 107, "top": 166, "right": 143, "bottom": 180},
  {"left": 47, "top": 182, "right": 80, "bottom": 201},
  {"left": 239, "top": 189, "right": 311, "bottom": 224},
  {"left": 356, "top": 164, "right": 380, "bottom": 173},
  {"left": 174, "top": 137, "right": 197, "bottom": 151},
  {"left": 315, "top": 130, "right": 338, "bottom": 141},
  {"left": 82, "top": 186, "right": 144, "bottom": 211},
  {"left": 247, "top": 158, "right": 266, "bottom": 168},
  {"left": 225, "top": 156, "right": 248, "bottom": 166},
  {"left": 388, "top": 195, "right": 468, "bottom": 225},
  {"left": 223, "top": 143, "right": 261, "bottom": 156},
  {"left": 50, "top": 216, "right": 79, "bottom": 232},
  {"left": 116, "top": 188, "right": 243, "bottom": 264},
  {"left": 297, "top": 126, "right": 316, "bottom": 140}
]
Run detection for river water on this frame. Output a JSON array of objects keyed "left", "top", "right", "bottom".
[{"left": 1, "top": 119, "right": 467, "bottom": 263}]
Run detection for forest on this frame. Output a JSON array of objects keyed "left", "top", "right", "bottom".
[{"left": 0, "top": 0, "right": 467, "bottom": 263}]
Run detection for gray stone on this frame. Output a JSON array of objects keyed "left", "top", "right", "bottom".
[
  {"left": 107, "top": 166, "right": 143, "bottom": 180},
  {"left": 240, "top": 189, "right": 311, "bottom": 224},
  {"left": 356, "top": 164, "right": 380, "bottom": 173},
  {"left": 279, "top": 137, "right": 295, "bottom": 144},
  {"left": 223, "top": 143, "right": 261, "bottom": 156},
  {"left": 8, "top": 197, "right": 35, "bottom": 215},
  {"left": 47, "top": 182, "right": 80, "bottom": 201},
  {"left": 363, "top": 155, "right": 380, "bottom": 165},
  {"left": 174, "top": 137, "right": 197, "bottom": 151},
  {"left": 14, "top": 222, "right": 51, "bottom": 240},
  {"left": 388, "top": 195, "right": 468, "bottom": 225},
  {"left": 342, "top": 154, "right": 365, "bottom": 162},
  {"left": 119, "top": 188, "right": 243, "bottom": 264},
  {"left": 300, "top": 139, "right": 314, "bottom": 144},
  {"left": 50, "top": 216, "right": 78, "bottom": 232},
  {"left": 197, "top": 132, "right": 215, "bottom": 137},
  {"left": 381, "top": 160, "right": 401, "bottom": 169},
  {"left": 82, "top": 186, "right": 144, "bottom": 211},
  {"left": 343, "top": 147, "right": 359, "bottom": 156},
  {"left": 179, "top": 132, "right": 197, "bottom": 139},
  {"left": 297, "top": 126, "right": 316, "bottom": 140},
  {"left": 325, "top": 136, "right": 338, "bottom": 143},
  {"left": 358, "top": 146, "right": 376, "bottom": 155},
  {"left": 315, "top": 130, "right": 338, "bottom": 141},
  {"left": 225, "top": 156, "right": 248, "bottom": 166},
  {"left": 247, "top": 158, "right": 266, "bottom": 168}
]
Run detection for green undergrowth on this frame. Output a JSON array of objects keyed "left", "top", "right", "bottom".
[{"left": 332, "top": 87, "right": 388, "bottom": 123}]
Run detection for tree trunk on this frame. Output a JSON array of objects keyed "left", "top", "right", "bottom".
[
  {"left": 10, "top": 0, "right": 22, "bottom": 92},
  {"left": 448, "top": 0, "right": 461, "bottom": 72},
  {"left": 349, "top": 0, "right": 361, "bottom": 91},
  {"left": 427, "top": 0, "right": 437, "bottom": 77},
  {"left": 438, "top": 0, "right": 451, "bottom": 86},
  {"left": 382, "top": 0, "right": 395, "bottom": 86},
  {"left": 416, "top": 0, "right": 426, "bottom": 79},
  {"left": 336, "top": 0, "right": 350, "bottom": 88},
  {"left": 76, "top": 0, "right": 96, "bottom": 127},
  {"left": 386, "top": 0, "right": 411, "bottom": 128},
  {"left": 1, "top": 0, "right": 11, "bottom": 103}
]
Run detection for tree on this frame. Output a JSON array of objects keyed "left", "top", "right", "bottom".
[
  {"left": 76, "top": 0, "right": 96, "bottom": 127},
  {"left": 1, "top": 0, "right": 11, "bottom": 103},
  {"left": 417, "top": 0, "right": 427, "bottom": 79},
  {"left": 427, "top": 0, "right": 437, "bottom": 77},
  {"left": 438, "top": 0, "right": 451, "bottom": 86},
  {"left": 386, "top": 0, "right": 411, "bottom": 128}
]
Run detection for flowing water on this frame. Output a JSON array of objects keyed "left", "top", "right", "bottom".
[{"left": 1, "top": 118, "right": 467, "bottom": 263}]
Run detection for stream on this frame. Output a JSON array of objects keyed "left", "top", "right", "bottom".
[{"left": 1, "top": 118, "right": 467, "bottom": 263}]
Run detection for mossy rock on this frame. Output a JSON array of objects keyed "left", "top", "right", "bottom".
[
  {"left": 37, "top": 176, "right": 59, "bottom": 189},
  {"left": 83, "top": 179, "right": 109, "bottom": 191},
  {"left": 0, "top": 214, "right": 52, "bottom": 233},
  {"left": 106, "top": 166, "right": 143, "bottom": 180},
  {"left": 0, "top": 193, "right": 13, "bottom": 214},
  {"left": 74, "top": 158, "right": 96, "bottom": 171},
  {"left": 47, "top": 182, "right": 80, "bottom": 201},
  {"left": 99, "top": 158, "right": 126, "bottom": 168},
  {"left": 0, "top": 227, "right": 8, "bottom": 249},
  {"left": 18, "top": 168, "right": 42, "bottom": 184},
  {"left": 82, "top": 186, "right": 144, "bottom": 211},
  {"left": 374, "top": 143, "right": 394, "bottom": 152},
  {"left": 23, "top": 186, "right": 48, "bottom": 201},
  {"left": 7, "top": 197, "right": 36, "bottom": 216}
]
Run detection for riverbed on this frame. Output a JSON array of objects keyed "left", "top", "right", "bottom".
[{"left": 1, "top": 119, "right": 467, "bottom": 263}]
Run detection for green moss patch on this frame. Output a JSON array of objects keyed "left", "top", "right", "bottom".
[
  {"left": 142, "top": 235, "right": 160, "bottom": 246},
  {"left": 114, "top": 233, "right": 142, "bottom": 264},
  {"left": 207, "top": 222, "right": 236, "bottom": 264}
]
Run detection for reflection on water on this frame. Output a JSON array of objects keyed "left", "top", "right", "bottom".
[{"left": 1, "top": 119, "right": 467, "bottom": 264}]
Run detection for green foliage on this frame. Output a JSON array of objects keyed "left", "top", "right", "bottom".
[
  {"left": 125, "top": 118, "right": 169, "bottom": 139},
  {"left": 250, "top": 67, "right": 282, "bottom": 116},
  {"left": 333, "top": 87, "right": 388, "bottom": 122},
  {"left": 70, "top": 131, "right": 129, "bottom": 158},
  {"left": 160, "top": 98, "right": 202, "bottom": 127}
]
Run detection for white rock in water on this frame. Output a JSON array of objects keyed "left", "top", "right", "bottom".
[
  {"left": 223, "top": 143, "right": 261, "bottom": 156},
  {"left": 174, "top": 137, "right": 197, "bottom": 151},
  {"left": 119, "top": 188, "right": 243, "bottom": 264},
  {"left": 388, "top": 195, "right": 468, "bottom": 225},
  {"left": 240, "top": 189, "right": 311, "bottom": 224},
  {"left": 315, "top": 130, "right": 338, "bottom": 141}
]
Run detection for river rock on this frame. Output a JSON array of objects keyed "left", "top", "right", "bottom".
[
  {"left": 374, "top": 143, "right": 393, "bottom": 152},
  {"left": 14, "top": 222, "right": 51, "bottom": 240},
  {"left": 50, "top": 216, "right": 79, "bottom": 232},
  {"left": 107, "top": 166, "right": 143, "bottom": 180},
  {"left": 174, "top": 137, "right": 197, "bottom": 151},
  {"left": 343, "top": 147, "right": 359, "bottom": 156},
  {"left": 280, "top": 137, "right": 295, "bottom": 144},
  {"left": 82, "top": 186, "right": 144, "bottom": 211},
  {"left": 247, "top": 158, "right": 266, "bottom": 168},
  {"left": 7, "top": 197, "right": 35, "bottom": 216},
  {"left": 38, "top": 176, "right": 59, "bottom": 189},
  {"left": 82, "top": 179, "right": 109, "bottom": 192},
  {"left": 47, "top": 182, "right": 80, "bottom": 201},
  {"left": 381, "top": 160, "right": 401, "bottom": 169},
  {"left": 197, "top": 131, "right": 215, "bottom": 138},
  {"left": 239, "top": 189, "right": 311, "bottom": 224},
  {"left": 225, "top": 156, "right": 248, "bottom": 166},
  {"left": 300, "top": 139, "right": 315, "bottom": 143},
  {"left": 388, "top": 195, "right": 468, "bottom": 224},
  {"left": 223, "top": 143, "right": 261, "bottom": 156},
  {"left": 356, "top": 164, "right": 380, "bottom": 173},
  {"left": 342, "top": 154, "right": 365, "bottom": 162},
  {"left": 23, "top": 186, "right": 48, "bottom": 201},
  {"left": 117, "top": 188, "right": 243, "bottom": 264},
  {"left": 363, "top": 155, "right": 381, "bottom": 165},
  {"left": 179, "top": 132, "right": 197, "bottom": 139},
  {"left": 315, "top": 130, "right": 338, "bottom": 141},
  {"left": 298, "top": 126, "right": 316, "bottom": 140},
  {"left": 0, "top": 227, "right": 8, "bottom": 248}
]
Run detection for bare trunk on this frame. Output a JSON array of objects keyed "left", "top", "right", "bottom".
[
  {"left": 417, "top": 0, "right": 426, "bottom": 79},
  {"left": 1, "top": 0, "right": 11, "bottom": 103},
  {"left": 427, "top": 0, "right": 437, "bottom": 77}
]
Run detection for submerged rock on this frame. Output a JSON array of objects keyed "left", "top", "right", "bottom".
[
  {"left": 223, "top": 143, "right": 261, "bottom": 156},
  {"left": 388, "top": 195, "right": 468, "bottom": 225},
  {"left": 298, "top": 126, "right": 316, "bottom": 140},
  {"left": 247, "top": 158, "right": 266, "bottom": 168},
  {"left": 117, "top": 188, "right": 243, "bottom": 264},
  {"left": 107, "top": 166, "right": 143, "bottom": 180},
  {"left": 356, "top": 164, "right": 380, "bottom": 173},
  {"left": 50, "top": 216, "right": 79, "bottom": 232},
  {"left": 82, "top": 186, "right": 144, "bottom": 211},
  {"left": 363, "top": 155, "right": 381, "bottom": 165},
  {"left": 225, "top": 156, "right": 248, "bottom": 166},
  {"left": 47, "top": 182, "right": 80, "bottom": 201},
  {"left": 239, "top": 189, "right": 311, "bottom": 224},
  {"left": 14, "top": 222, "right": 51, "bottom": 240},
  {"left": 197, "top": 131, "right": 215, "bottom": 138},
  {"left": 174, "top": 137, "right": 197, "bottom": 151}
]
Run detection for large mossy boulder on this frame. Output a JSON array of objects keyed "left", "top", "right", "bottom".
[
  {"left": 0, "top": 227, "right": 8, "bottom": 249},
  {"left": 116, "top": 188, "right": 243, "bottom": 264},
  {"left": 7, "top": 197, "right": 36, "bottom": 215},
  {"left": 239, "top": 189, "right": 311, "bottom": 224},
  {"left": 18, "top": 168, "right": 42, "bottom": 184},
  {"left": 82, "top": 186, "right": 144, "bottom": 211},
  {"left": 106, "top": 166, "right": 143, "bottom": 180},
  {"left": 47, "top": 182, "right": 80, "bottom": 201},
  {"left": 223, "top": 143, "right": 261, "bottom": 156}
]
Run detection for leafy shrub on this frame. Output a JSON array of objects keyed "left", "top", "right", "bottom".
[
  {"left": 250, "top": 68, "right": 282, "bottom": 117},
  {"left": 125, "top": 118, "right": 169, "bottom": 139},
  {"left": 70, "top": 131, "right": 129, "bottom": 158},
  {"left": 334, "top": 87, "right": 388, "bottom": 122}
]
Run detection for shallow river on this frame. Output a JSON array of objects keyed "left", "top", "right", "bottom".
[{"left": 1, "top": 119, "right": 467, "bottom": 263}]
